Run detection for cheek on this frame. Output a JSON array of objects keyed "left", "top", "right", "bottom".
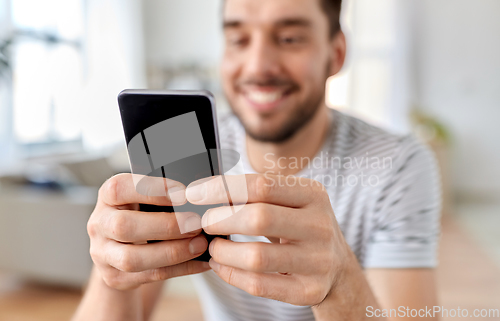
[
  {"left": 221, "top": 52, "right": 240, "bottom": 89},
  {"left": 286, "top": 51, "right": 328, "bottom": 90}
]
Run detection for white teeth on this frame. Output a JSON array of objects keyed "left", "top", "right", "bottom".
[{"left": 246, "top": 90, "right": 283, "bottom": 104}]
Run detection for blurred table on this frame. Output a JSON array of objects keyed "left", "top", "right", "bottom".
[{"left": 0, "top": 184, "right": 97, "bottom": 287}]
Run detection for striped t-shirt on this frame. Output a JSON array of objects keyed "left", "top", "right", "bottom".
[{"left": 190, "top": 108, "right": 441, "bottom": 321}]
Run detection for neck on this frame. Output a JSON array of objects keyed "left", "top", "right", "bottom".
[{"left": 246, "top": 105, "right": 331, "bottom": 176}]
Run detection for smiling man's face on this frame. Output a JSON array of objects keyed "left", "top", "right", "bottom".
[{"left": 221, "top": 0, "right": 342, "bottom": 143}]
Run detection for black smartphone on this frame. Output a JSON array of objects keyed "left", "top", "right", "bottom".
[{"left": 117, "top": 89, "right": 228, "bottom": 262}]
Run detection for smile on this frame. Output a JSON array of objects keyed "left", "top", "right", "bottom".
[
  {"left": 241, "top": 87, "right": 294, "bottom": 113},
  {"left": 246, "top": 90, "right": 284, "bottom": 104}
]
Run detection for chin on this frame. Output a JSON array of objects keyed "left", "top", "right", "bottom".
[
  {"left": 239, "top": 111, "right": 303, "bottom": 143},
  {"left": 227, "top": 89, "right": 323, "bottom": 143}
]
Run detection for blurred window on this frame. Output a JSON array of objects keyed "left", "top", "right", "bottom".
[
  {"left": 327, "top": 0, "right": 411, "bottom": 133},
  {"left": 10, "top": 0, "right": 85, "bottom": 146}
]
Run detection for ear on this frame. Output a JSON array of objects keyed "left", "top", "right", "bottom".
[{"left": 328, "top": 31, "right": 346, "bottom": 77}]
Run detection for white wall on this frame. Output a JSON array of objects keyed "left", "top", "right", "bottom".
[
  {"left": 413, "top": 0, "right": 500, "bottom": 198},
  {"left": 0, "top": 0, "right": 9, "bottom": 36},
  {"left": 142, "top": 0, "right": 223, "bottom": 67},
  {"left": 0, "top": 0, "right": 14, "bottom": 167}
]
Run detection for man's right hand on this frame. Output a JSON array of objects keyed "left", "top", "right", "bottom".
[{"left": 87, "top": 173, "right": 210, "bottom": 291}]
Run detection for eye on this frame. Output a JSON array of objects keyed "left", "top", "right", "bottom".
[
  {"left": 278, "top": 35, "right": 305, "bottom": 46},
  {"left": 226, "top": 34, "right": 248, "bottom": 47}
]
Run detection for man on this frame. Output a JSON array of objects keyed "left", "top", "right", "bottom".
[{"left": 73, "top": 0, "right": 441, "bottom": 320}]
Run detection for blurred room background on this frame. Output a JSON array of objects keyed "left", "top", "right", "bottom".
[{"left": 0, "top": 0, "right": 499, "bottom": 320}]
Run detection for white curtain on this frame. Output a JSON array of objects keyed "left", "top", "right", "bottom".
[
  {"left": 328, "top": 0, "right": 413, "bottom": 134},
  {"left": 81, "top": 0, "right": 146, "bottom": 151},
  {"left": 0, "top": 0, "right": 13, "bottom": 167}
]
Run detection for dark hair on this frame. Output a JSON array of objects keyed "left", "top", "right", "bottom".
[
  {"left": 222, "top": 0, "right": 343, "bottom": 38},
  {"left": 321, "top": 0, "right": 343, "bottom": 38}
]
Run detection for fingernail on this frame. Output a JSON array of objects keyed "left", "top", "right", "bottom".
[
  {"left": 186, "top": 183, "right": 206, "bottom": 203},
  {"left": 168, "top": 186, "right": 186, "bottom": 205},
  {"left": 202, "top": 261, "right": 211, "bottom": 269},
  {"left": 209, "top": 237, "right": 216, "bottom": 255},
  {"left": 201, "top": 209, "right": 211, "bottom": 229},
  {"left": 209, "top": 259, "right": 220, "bottom": 272},
  {"left": 189, "top": 236, "right": 208, "bottom": 255},
  {"left": 184, "top": 215, "right": 202, "bottom": 233}
]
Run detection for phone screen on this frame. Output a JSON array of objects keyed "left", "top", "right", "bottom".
[{"left": 118, "top": 90, "right": 227, "bottom": 262}]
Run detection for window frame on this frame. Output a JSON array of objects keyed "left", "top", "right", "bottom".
[{"left": 1, "top": 0, "right": 88, "bottom": 162}]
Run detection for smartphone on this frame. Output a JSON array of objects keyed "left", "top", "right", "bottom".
[{"left": 117, "top": 89, "right": 228, "bottom": 262}]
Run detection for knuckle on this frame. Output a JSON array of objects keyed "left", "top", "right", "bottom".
[
  {"left": 247, "top": 204, "right": 271, "bottom": 234},
  {"left": 254, "top": 175, "right": 275, "bottom": 201},
  {"left": 103, "top": 175, "right": 121, "bottom": 204},
  {"left": 247, "top": 276, "right": 266, "bottom": 297},
  {"left": 98, "top": 179, "right": 109, "bottom": 198},
  {"left": 319, "top": 188, "right": 331, "bottom": 204},
  {"left": 110, "top": 213, "right": 132, "bottom": 241},
  {"left": 88, "top": 243, "right": 101, "bottom": 263},
  {"left": 163, "top": 242, "right": 183, "bottom": 265},
  {"left": 211, "top": 177, "right": 228, "bottom": 201},
  {"left": 306, "top": 281, "right": 328, "bottom": 305},
  {"left": 104, "top": 277, "right": 129, "bottom": 291},
  {"left": 186, "top": 263, "right": 198, "bottom": 276},
  {"left": 246, "top": 244, "right": 268, "bottom": 271},
  {"left": 163, "top": 215, "right": 172, "bottom": 233},
  {"left": 150, "top": 267, "right": 170, "bottom": 282},
  {"left": 313, "top": 219, "right": 333, "bottom": 241},
  {"left": 102, "top": 274, "right": 119, "bottom": 289},
  {"left": 317, "top": 253, "right": 333, "bottom": 273},
  {"left": 87, "top": 218, "right": 98, "bottom": 239},
  {"left": 101, "top": 269, "right": 122, "bottom": 289},
  {"left": 223, "top": 265, "right": 236, "bottom": 286},
  {"left": 117, "top": 246, "right": 137, "bottom": 272},
  {"left": 164, "top": 215, "right": 179, "bottom": 235},
  {"left": 302, "top": 282, "right": 320, "bottom": 305},
  {"left": 310, "top": 177, "right": 326, "bottom": 191},
  {"left": 297, "top": 176, "right": 310, "bottom": 187}
]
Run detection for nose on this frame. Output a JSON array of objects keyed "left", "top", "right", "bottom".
[{"left": 243, "top": 33, "right": 281, "bottom": 79}]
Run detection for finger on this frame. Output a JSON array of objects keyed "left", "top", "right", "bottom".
[
  {"left": 209, "top": 238, "right": 320, "bottom": 274},
  {"left": 138, "top": 260, "right": 211, "bottom": 284},
  {"left": 208, "top": 260, "right": 310, "bottom": 305},
  {"left": 100, "top": 260, "right": 211, "bottom": 291},
  {"left": 102, "top": 209, "right": 202, "bottom": 243},
  {"left": 267, "top": 237, "right": 281, "bottom": 243},
  {"left": 187, "top": 174, "right": 324, "bottom": 207},
  {"left": 100, "top": 173, "right": 187, "bottom": 207},
  {"left": 202, "top": 203, "right": 310, "bottom": 240},
  {"left": 105, "top": 236, "right": 208, "bottom": 272}
]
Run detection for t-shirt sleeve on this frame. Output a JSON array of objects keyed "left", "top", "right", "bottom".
[{"left": 363, "top": 136, "right": 442, "bottom": 268}]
